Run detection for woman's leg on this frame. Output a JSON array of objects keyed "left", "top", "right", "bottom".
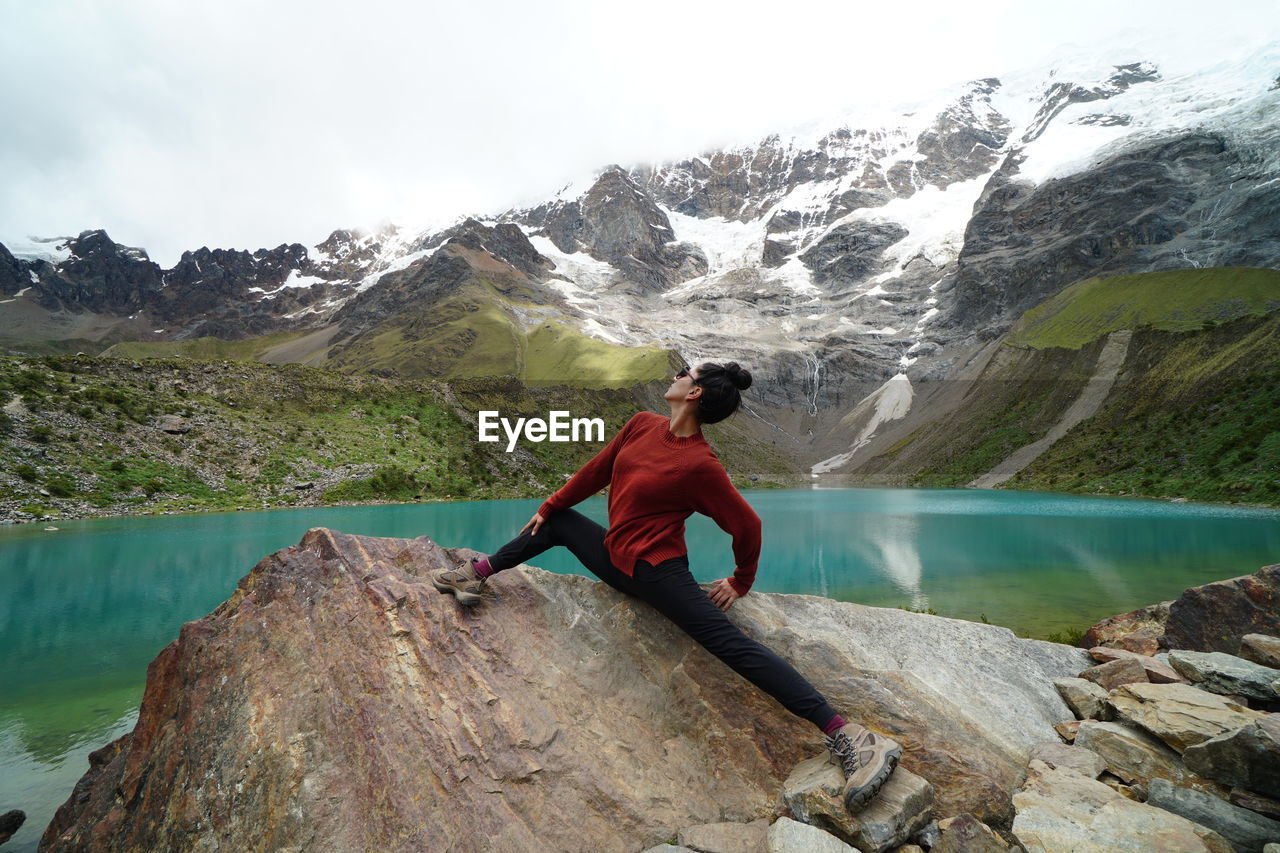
[
  {"left": 632, "top": 557, "right": 839, "bottom": 731},
  {"left": 485, "top": 508, "right": 642, "bottom": 597}
]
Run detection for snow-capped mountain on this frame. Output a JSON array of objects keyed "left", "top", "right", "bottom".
[{"left": 3, "top": 40, "right": 1278, "bottom": 464}]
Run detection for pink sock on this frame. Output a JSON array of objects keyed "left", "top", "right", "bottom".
[
  {"left": 473, "top": 557, "right": 494, "bottom": 578},
  {"left": 822, "top": 714, "right": 847, "bottom": 735}
]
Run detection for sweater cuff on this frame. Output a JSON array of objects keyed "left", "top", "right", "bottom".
[
  {"left": 537, "top": 497, "right": 561, "bottom": 518},
  {"left": 728, "top": 577, "right": 752, "bottom": 597}
]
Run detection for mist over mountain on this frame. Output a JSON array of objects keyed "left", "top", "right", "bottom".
[{"left": 3, "top": 41, "right": 1278, "bottom": 478}]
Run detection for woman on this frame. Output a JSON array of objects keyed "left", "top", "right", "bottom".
[{"left": 432, "top": 362, "right": 902, "bottom": 811}]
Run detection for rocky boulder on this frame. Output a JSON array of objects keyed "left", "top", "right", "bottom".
[
  {"left": 1163, "top": 565, "right": 1280, "bottom": 654},
  {"left": 42, "top": 529, "right": 1089, "bottom": 852},
  {"left": 1240, "top": 635, "right": 1280, "bottom": 669},
  {"left": 1012, "top": 761, "right": 1233, "bottom": 852},
  {"left": 1182, "top": 715, "right": 1280, "bottom": 799},
  {"left": 1168, "top": 651, "right": 1280, "bottom": 703}
]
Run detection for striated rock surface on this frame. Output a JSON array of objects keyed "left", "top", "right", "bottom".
[
  {"left": 1073, "top": 721, "right": 1226, "bottom": 797},
  {"left": 1012, "top": 761, "right": 1233, "bottom": 853},
  {"left": 1147, "top": 778, "right": 1280, "bottom": 853},
  {"left": 1108, "top": 682, "right": 1267, "bottom": 753},
  {"left": 1182, "top": 715, "right": 1280, "bottom": 799},
  {"left": 1168, "top": 650, "right": 1280, "bottom": 702},
  {"left": 42, "top": 529, "right": 1089, "bottom": 852}
]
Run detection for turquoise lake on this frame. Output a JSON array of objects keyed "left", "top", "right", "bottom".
[{"left": 2, "top": 487, "right": 1279, "bottom": 851}]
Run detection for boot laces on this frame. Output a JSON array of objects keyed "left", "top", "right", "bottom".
[{"left": 824, "top": 731, "right": 867, "bottom": 774}]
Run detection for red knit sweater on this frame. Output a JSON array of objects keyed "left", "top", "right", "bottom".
[{"left": 538, "top": 411, "right": 762, "bottom": 596}]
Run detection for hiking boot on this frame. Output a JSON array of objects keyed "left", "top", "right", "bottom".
[
  {"left": 824, "top": 722, "right": 903, "bottom": 811},
  {"left": 432, "top": 557, "right": 488, "bottom": 606}
]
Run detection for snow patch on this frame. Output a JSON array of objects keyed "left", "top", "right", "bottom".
[
  {"left": 4, "top": 236, "right": 71, "bottom": 264},
  {"left": 811, "top": 373, "right": 914, "bottom": 474}
]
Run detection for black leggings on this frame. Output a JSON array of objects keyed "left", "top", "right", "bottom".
[{"left": 488, "top": 508, "right": 839, "bottom": 731}]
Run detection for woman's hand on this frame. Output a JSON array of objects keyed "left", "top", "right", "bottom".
[
  {"left": 708, "top": 578, "right": 741, "bottom": 611},
  {"left": 521, "top": 512, "right": 546, "bottom": 536}
]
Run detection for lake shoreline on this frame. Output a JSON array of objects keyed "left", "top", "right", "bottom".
[{"left": 5, "top": 482, "right": 1277, "bottom": 529}]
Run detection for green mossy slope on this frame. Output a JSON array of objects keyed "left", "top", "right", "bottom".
[
  {"left": 1009, "top": 267, "right": 1280, "bottom": 350},
  {"left": 860, "top": 268, "right": 1280, "bottom": 505}
]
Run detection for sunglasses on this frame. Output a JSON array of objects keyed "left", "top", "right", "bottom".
[{"left": 675, "top": 366, "right": 692, "bottom": 379}]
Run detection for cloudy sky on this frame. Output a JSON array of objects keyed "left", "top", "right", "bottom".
[{"left": 2, "top": 0, "right": 1276, "bottom": 266}]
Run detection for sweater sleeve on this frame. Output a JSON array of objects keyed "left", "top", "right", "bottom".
[
  {"left": 538, "top": 413, "right": 646, "bottom": 518},
  {"left": 688, "top": 461, "right": 762, "bottom": 596}
]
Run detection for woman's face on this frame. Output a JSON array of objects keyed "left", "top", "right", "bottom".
[{"left": 664, "top": 365, "right": 700, "bottom": 404}]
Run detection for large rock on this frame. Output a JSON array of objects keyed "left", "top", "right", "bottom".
[
  {"left": 1108, "top": 682, "right": 1267, "bottom": 753},
  {"left": 1089, "top": 646, "right": 1188, "bottom": 684},
  {"left": 1083, "top": 602, "right": 1170, "bottom": 655},
  {"left": 42, "top": 530, "right": 1089, "bottom": 851},
  {"left": 1073, "top": 721, "right": 1227, "bottom": 797},
  {"left": 1012, "top": 761, "right": 1234, "bottom": 852},
  {"left": 1080, "top": 657, "right": 1149, "bottom": 691},
  {"left": 677, "top": 819, "right": 770, "bottom": 853},
  {"left": 1027, "top": 741, "right": 1106, "bottom": 779},
  {"left": 1162, "top": 565, "right": 1280, "bottom": 654},
  {"left": 1168, "top": 651, "right": 1280, "bottom": 702},
  {"left": 1053, "top": 677, "right": 1110, "bottom": 720},
  {"left": 1147, "top": 778, "right": 1280, "bottom": 853},
  {"left": 1182, "top": 714, "right": 1280, "bottom": 799},
  {"left": 1240, "top": 635, "right": 1280, "bottom": 669},
  {"left": 766, "top": 818, "right": 854, "bottom": 853},
  {"left": 778, "top": 757, "right": 932, "bottom": 852}
]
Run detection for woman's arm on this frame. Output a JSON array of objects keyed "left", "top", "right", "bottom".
[
  {"left": 537, "top": 412, "right": 647, "bottom": 518},
  {"left": 689, "top": 462, "right": 762, "bottom": 597}
]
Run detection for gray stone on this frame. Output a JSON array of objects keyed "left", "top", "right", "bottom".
[
  {"left": 1073, "top": 720, "right": 1226, "bottom": 796},
  {"left": 766, "top": 817, "right": 855, "bottom": 853},
  {"left": 780, "top": 756, "right": 850, "bottom": 837},
  {"left": 1012, "top": 761, "right": 1234, "bottom": 852},
  {"left": 912, "top": 820, "right": 940, "bottom": 849},
  {"left": 1264, "top": 844, "right": 1280, "bottom": 853},
  {"left": 1148, "top": 777, "right": 1280, "bottom": 853},
  {"left": 678, "top": 819, "right": 769, "bottom": 853},
  {"left": 1109, "top": 682, "right": 1267, "bottom": 752},
  {"left": 641, "top": 846, "right": 697, "bottom": 853},
  {"left": 780, "top": 758, "right": 933, "bottom": 853},
  {"left": 1183, "top": 714, "right": 1280, "bottom": 799},
  {"left": 1052, "top": 677, "right": 1110, "bottom": 720},
  {"left": 1169, "top": 650, "right": 1280, "bottom": 702},
  {"left": 844, "top": 767, "right": 934, "bottom": 853},
  {"left": 1240, "top": 635, "right": 1280, "bottom": 669},
  {"left": 1027, "top": 741, "right": 1106, "bottom": 778}
]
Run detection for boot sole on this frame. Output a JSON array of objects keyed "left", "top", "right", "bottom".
[
  {"left": 432, "top": 578, "right": 482, "bottom": 606},
  {"left": 843, "top": 746, "right": 902, "bottom": 811}
]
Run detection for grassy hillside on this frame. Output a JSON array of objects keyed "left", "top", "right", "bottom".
[
  {"left": 102, "top": 330, "right": 315, "bottom": 361},
  {"left": 327, "top": 280, "right": 677, "bottom": 386},
  {"left": 1009, "top": 267, "right": 1280, "bottom": 349},
  {"left": 0, "top": 356, "right": 793, "bottom": 523},
  {"left": 1007, "top": 312, "right": 1280, "bottom": 503},
  {"left": 858, "top": 268, "right": 1280, "bottom": 505}
]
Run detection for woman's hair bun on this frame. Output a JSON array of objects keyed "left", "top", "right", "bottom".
[{"left": 725, "top": 362, "right": 752, "bottom": 391}]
